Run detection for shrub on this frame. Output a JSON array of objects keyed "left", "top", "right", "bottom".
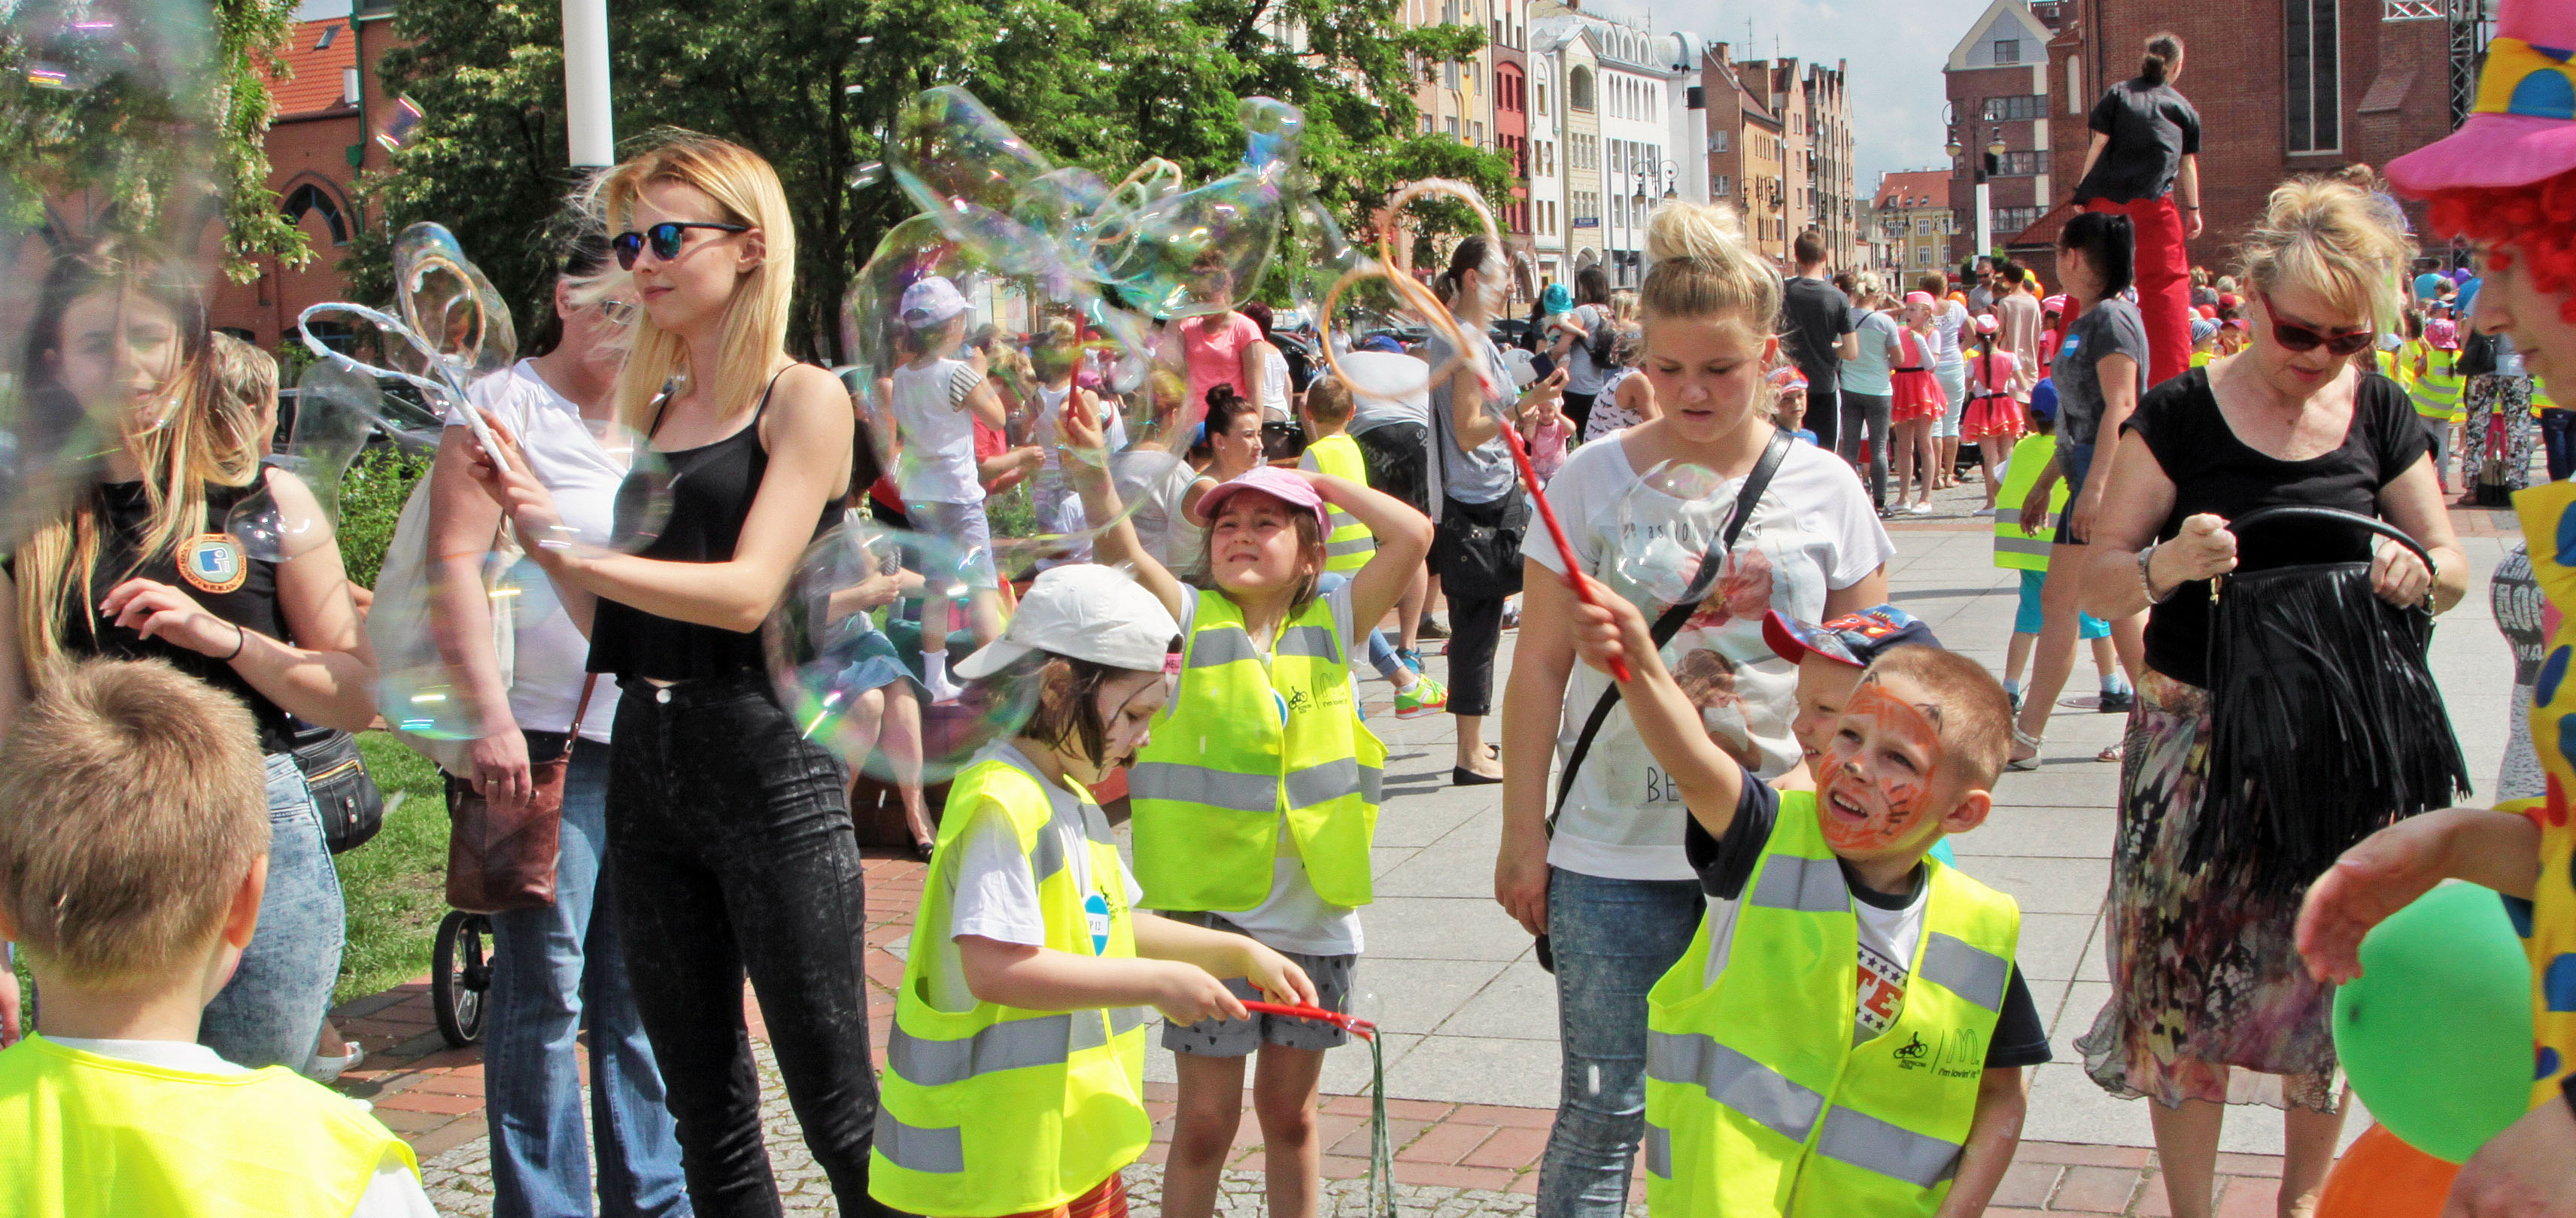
[{"left": 336, "top": 444, "right": 434, "bottom": 588}]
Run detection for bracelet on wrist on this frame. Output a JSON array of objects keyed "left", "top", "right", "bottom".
[
  {"left": 220, "top": 622, "right": 248, "bottom": 662},
  {"left": 2137, "top": 542, "right": 2180, "bottom": 605}
]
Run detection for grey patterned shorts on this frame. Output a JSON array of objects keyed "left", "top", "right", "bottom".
[{"left": 1157, "top": 911, "right": 1357, "bottom": 1056}]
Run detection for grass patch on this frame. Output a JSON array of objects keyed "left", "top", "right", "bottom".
[{"left": 335, "top": 734, "right": 451, "bottom": 1005}]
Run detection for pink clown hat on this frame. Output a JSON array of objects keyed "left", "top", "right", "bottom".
[{"left": 2390, "top": 0, "right": 2576, "bottom": 193}]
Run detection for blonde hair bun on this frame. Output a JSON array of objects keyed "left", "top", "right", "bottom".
[{"left": 1640, "top": 200, "right": 1779, "bottom": 332}]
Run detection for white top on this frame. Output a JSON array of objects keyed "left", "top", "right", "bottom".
[
  {"left": 891, "top": 357, "right": 983, "bottom": 504},
  {"left": 1523, "top": 436, "right": 1894, "bottom": 882},
  {"left": 449, "top": 361, "right": 621, "bottom": 740},
  {"left": 1256, "top": 345, "right": 1292, "bottom": 422},
  {"left": 928, "top": 740, "right": 1147, "bottom": 1012},
  {"left": 1341, "top": 352, "right": 1433, "bottom": 436},
  {"left": 47, "top": 1037, "right": 434, "bottom": 1218},
  {"left": 1111, "top": 449, "right": 1206, "bottom": 573},
  {"left": 1581, "top": 368, "right": 1648, "bottom": 443},
  {"left": 1153, "top": 579, "right": 1368, "bottom": 956},
  {"left": 1931, "top": 301, "right": 1970, "bottom": 367},
  {"left": 1564, "top": 304, "right": 1614, "bottom": 394},
  {"left": 1691, "top": 867, "right": 1928, "bottom": 1044},
  {"left": 1031, "top": 383, "right": 1129, "bottom": 474}
]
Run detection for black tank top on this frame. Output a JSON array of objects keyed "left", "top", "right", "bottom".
[
  {"left": 44, "top": 479, "right": 298, "bottom": 753},
  {"left": 586, "top": 368, "right": 834, "bottom": 681}
]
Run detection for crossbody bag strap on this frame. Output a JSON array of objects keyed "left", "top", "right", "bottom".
[
  {"left": 1549, "top": 428, "right": 1794, "bottom": 825},
  {"left": 562, "top": 673, "right": 601, "bottom": 762}
]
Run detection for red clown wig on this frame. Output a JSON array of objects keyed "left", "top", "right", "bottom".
[{"left": 2427, "top": 168, "right": 2576, "bottom": 324}]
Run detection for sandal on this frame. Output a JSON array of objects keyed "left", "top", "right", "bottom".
[
  {"left": 2006, "top": 727, "right": 2044, "bottom": 773},
  {"left": 2096, "top": 741, "right": 2125, "bottom": 764}
]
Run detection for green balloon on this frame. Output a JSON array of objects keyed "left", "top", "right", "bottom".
[{"left": 2331, "top": 881, "right": 2535, "bottom": 1164}]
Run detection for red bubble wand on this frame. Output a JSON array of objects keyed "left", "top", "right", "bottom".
[{"left": 1243, "top": 1001, "right": 1392, "bottom": 1217}]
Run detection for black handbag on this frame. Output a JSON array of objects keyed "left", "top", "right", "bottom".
[
  {"left": 1534, "top": 430, "right": 1792, "bottom": 972},
  {"left": 1432, "top": 494, "right": 1530, "bottom": 602},
  {"left": 292, "top": 727, "right": 386, "bottom": 855},
  {"left": 2456, "top": 328, "right": 2498, "bottom": 379},
  {"left": 2195, "top": 505, "right": 2469, "bottom": 892}
]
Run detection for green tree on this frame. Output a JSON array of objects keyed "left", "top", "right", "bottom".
[
  {"left": 213, "top": 0, "right": 313, "bottom": 281},
  {"left": 352, "top": 0, "right": 1510, "bottom": 360}
]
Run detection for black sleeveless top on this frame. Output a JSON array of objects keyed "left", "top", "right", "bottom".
[
  {"left": 586, "top": 369, "right": 835, "bottom": 682},
  {"left": 41, "top": 479, "right": 298, "bottom": 753}
]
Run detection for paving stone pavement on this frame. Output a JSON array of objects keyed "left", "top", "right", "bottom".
[{"left": 362, "top": 481, "right": 2527, "bottom": 1215}]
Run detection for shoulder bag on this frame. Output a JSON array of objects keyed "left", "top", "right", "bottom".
[
  {"left": 291, "top": 727, "right": 386, "bottom": 855},
  {"left": 442, "top": 675, "right": 598, "bottom": 913},
  {"left": 1533, "top": 429, "right": 1793, "bottom": 972}
]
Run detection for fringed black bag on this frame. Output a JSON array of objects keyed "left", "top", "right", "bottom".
[{"left": 2195, "top": 506, "right": 2470, "bottom": 894}]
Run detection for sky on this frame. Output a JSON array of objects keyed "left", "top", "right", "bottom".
[{"left": 1597, "top": 0, "right": 1994, "bottom": 196}]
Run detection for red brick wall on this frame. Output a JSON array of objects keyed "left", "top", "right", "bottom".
[{"left": 1944, "top": 62, "right": 2052, "bottom": 266}]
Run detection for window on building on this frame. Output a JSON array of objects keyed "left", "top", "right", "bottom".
[
  {"left": 1993, "top": 38, "right": 2019, "bottom": 64},
  {"left": 1470, "top": 120, "right": 1484, "bottom": 144},
  {"left": 1915, "top": 217, "right": 1933, "bottom": 235},
  {"left": 1709, "top": 129, "right": 1728, "bottom": 153},
  {"left": 2285, "top": 0, "right": 2341, "bottom": 152},
  {"left": 1569, "top": 65, "right": 1594, "bottom": 111},
  {"left": 1446, "top": 115, "right": 1460, "bottom": 136},
  {"left": 1989, "top": 205, "right": 2046, "bottom": 235},
  {"left": 1445, "top": 60, "right": 1460, "bottom": 89},
  {"left": 2067, "top": 56, "right": 2084, "bottom": 114},
  {"left": 1493, "top": 17, "right": 1503, "bottom": 43},
  {"left": 283, "top": 182, "right": 350, "bottom": 245},
  {"left": 1981, "top": 95, "right": 2043, "bottom": 122},
  {"left": 1916, "top": 245, "right": 1934, "bottom": 266},
  {"left": 1536, "top": 81, "right": 1548, "bottom": 114},
  {"left": 1994, "top": 150, "right": 2044, "bottom": 175}
]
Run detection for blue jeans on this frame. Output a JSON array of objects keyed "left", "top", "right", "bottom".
[
  {"left": 1538, "top": 867, "right": 1705, "bottom": 1218},
  {"left": 2541, "top": 409, "right": 2576, "bottom": 482},
  {"left": 487, "top": 740, "right": 692, "bottom": 1217},
  {"left": 200, "top": 752, "right": 346, "bottom": 1069},
  {"left": 1312, "top": 572, "right": 1405, "bottom": 680}
]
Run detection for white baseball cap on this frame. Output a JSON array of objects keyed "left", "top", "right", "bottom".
[
  {"left": 899, "top": 275, "right": 970, "bottom": 327},
  {"left": 952, "top": 564, "right": 1181, "bottom": 679}
]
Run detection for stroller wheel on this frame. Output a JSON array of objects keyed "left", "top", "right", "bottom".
[{"left": 431, "top": 911, "right": 492, "bottom": 1047}]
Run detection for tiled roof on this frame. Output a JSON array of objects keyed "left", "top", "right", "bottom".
[
  {"left": 1875, "top": 170, "right": 1951, "bottom": 210},
  {"left": 266, "top": 18, "right": 355, "bottom": 117}
]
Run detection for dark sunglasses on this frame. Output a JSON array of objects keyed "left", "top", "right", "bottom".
[
  {"left": 612, "top": 221, "right": 749, "bottom": 269},
  {"left": 2256, "top": 290, "right": 2376, "bottom": 357}
]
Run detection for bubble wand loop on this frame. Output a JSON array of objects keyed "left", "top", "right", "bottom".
[
  {"left": 1244, "top": 1002, "right": 1393, "bottom": 1218},
  {"left": 1314, "top": 179, "right": 1630, "bottom": 684}
]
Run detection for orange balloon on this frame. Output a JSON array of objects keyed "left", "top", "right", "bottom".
[{"left": 2316, "top": 1124, "right": 2462, "bottom": 1217}]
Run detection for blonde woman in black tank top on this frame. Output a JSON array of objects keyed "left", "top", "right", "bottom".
[{"left": 464, "top": 137, "right": 890, "bottom": 1216}]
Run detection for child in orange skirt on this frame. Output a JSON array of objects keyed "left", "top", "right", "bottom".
[
  {"left": 1888, "top": 290, "right": 1948, "bottom": 514},
  {"left": 1960, "top": 313, "right": 2027, "bottom": 508}
]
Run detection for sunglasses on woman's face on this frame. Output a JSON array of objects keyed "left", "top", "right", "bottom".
[
  {"left": 2256, "top": 291, "right": 2376, "bottom": 357},
  {"left": 612, "top": 221, "right": 749, "bottom": 270}
]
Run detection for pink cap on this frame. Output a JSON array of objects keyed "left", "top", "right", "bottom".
[
  {"left": 1973, "top": 314, "right": 2000, "bottom": 335},
  {"left": 1903, "top": 290, "right": 1935, "bottom": 306},
  {"left": 1195, "top": 466, "right": 1329, "bottom": 533},
  {"left": 2042, "top": 294, "right": 2069, "bottom": 314}
]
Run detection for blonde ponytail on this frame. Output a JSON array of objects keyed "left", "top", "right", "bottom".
[{"left": 1641, "top": 202, "right": 1780, "bottom": 334}]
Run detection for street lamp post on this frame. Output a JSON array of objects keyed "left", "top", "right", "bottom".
[{"left": 1946, "top": 123, "right": 2010, "bottom": 264}]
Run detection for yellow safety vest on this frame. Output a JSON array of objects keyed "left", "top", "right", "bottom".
[
  {"left": 1130, "top": 588, "right": 1384, "bottom": 911},
  {"left": 1642, "top": 793, "right": 2022, "bottom": 1218},
  {"left": 2413, "top": 341, "right": 2465, "bottom": 421},
  {"left": 1300, "top": 433, "right": 1378, "bottom": 573},
  {"left": 871, "top": 756, "right": 1151, "bottom": 1217},
  {"left": 1991, "top": 433, "right": 2065, "bottom": 573},
  {"left": 0, "top": 1034, "right": 414, "bottom": 1218},
  {"left": 2510, "top": 481, "right": 2576, "bottom": 1113}
]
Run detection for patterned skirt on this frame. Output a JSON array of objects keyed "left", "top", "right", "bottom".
[{"left": 2073, "top": 670, "right": 2343, "bottom": 1112}]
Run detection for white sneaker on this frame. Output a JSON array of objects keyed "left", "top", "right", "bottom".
[
  {"left": 1909, "top": 500, "right": 1936, "bottom": 515},
  {"left": 305, "top": 1042, "right": 364, "bottom": 1084}
]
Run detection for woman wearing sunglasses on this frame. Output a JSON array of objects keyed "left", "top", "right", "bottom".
[
  {"left": 464, "top": 134, "right": 896, "bottom": 1216},
  {"left": 2064, "top": 176, "right": 2466, "bottom": 1218}
]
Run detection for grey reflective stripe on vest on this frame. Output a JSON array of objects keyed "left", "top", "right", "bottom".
[
  {"left": 1359, "top": 764, "right": 1383, "bottom": 803},
  {"left": 1129, "top": 762, "right": 1277, "bottom": 813},
  {"left": 876, "top": 1115, "right": 966, "bottom": 1174},
  {"left": 890, "top": 1014, "right": 1081, "bottom": 1087},
  {"left": 1643, "top": 1122, "right": 1673, "bottom": 1180},
  {"left": 1326, "top": 535, "right": 1376, "bottom": 557},
  {"left": 1917, "top": 932, "right": 2009, "bottom": 1012},
  {"left": 1284, "top": 757, "right": 1365, "bottom": 808},
  {"left": 1031, "top": 824, "right": 1067, "bottom": 882},
  {"left": 1749, "top": 854, "right": 1848, "bottom": 914},
  {"left": 1815, "top": 1106, "right": 1963, "bottom": 1188},
  {"left": 1993, "top": 535, "right": 2052, "bottom": 560},
  {"left": 1187, "top": 626, "right": 1262, "bottom": 669},
  {"left": 1646, "top": 1030, "right": 1826, "bottom": 1142},
  {"left": 1277, "top": 625, "right": 1341, "bottom": 662},
  {"left": 1107, "top": 1006, "right": 1148, "bottom": 1036}
]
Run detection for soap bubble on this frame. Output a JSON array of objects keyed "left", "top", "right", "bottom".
[
  {"left": 375, "top": 94, "right": 425, "bottom": 153},
  {"left": 1095, "top": 99, "right": 1302, "bottom": 319},
  {"left": 767, "top": 517, "right": 1038, "bottom": 782},
  {"left": 226, "top": 359, "right": 381, "bottom": 560},
  {"left": 393, "top": 222, "right": 517, "bottom": 385},
  {"left": 846, "top": 160, "right": 885, "bottom": 190},
  {"left": 0, "top": 0, "right": 217, "bottom": 546},
  {"left": 1613, "top": 461, "right": 1737, "bottom": 609},
  {"left": 370, "top": 551, "right": 518, "bottom": 742}
]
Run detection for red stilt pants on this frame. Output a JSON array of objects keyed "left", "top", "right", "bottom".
[{"left": 2085, "top": 195, "right": 2192, "bottom": 389}]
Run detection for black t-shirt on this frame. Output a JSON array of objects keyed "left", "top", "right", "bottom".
[
  {"left": 1780, "top": 276, "right": 1856, "bottom": 386},
  {"left": 2126, "top": 368, "right": 2430, "bottom": 688},
  {"left": 1681, "top": 777, "right": 2054, "bottom": 1070},
  {"left": 2073, "top": 79, "right": 2201, "bottom": 205},
  {"left": 21, "top": 479, "right": 298, "bottom": 754}
]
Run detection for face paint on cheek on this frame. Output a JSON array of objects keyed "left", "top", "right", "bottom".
[{"left": 1818, "top": 683, "right": 1943, "bottom": 851}]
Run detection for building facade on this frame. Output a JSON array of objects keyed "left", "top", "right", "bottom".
[
  {"left": 1405, "top": 0, "right": 1496, "bottom": 147},
  {"left": 1876, "top": 170, "right": 1958, "bottom": 278},
  {"left": 1585, "top": 11, "right": 1674, "bottom": 287},
  {"left": 1528, "top": 32, "right": 1568, "bottom": 290},
  {"left": 1943, "top": 0, "right": 2061, "bottom": 268},
  {"left": 1703, "top": 42, "right": 1788, "bottom": 265}
]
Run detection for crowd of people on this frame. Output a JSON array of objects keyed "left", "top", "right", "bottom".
[{"left": 3, "top": 17, "right": 2576, "bottom": 1218}]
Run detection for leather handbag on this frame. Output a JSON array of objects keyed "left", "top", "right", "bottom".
[
  {"left": 443, "top": 676, "right": 597, "bottom": 913},
  {"left": 292, "top": 728, "right": 386, "bottom": 855}
]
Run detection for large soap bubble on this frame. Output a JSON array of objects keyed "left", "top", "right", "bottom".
[
  {"left": 767, "top": 517, "right": 1040, "bottom": 782},
  {"left": 1613, "top": 461, "right": 1738, "bottom": 609},
  {"left": 0, "top": 0, "right": 219, "bottom": 550},
  {"left": 226, "top": 359, "right": 380, "bottom": 560},
  {"left": 1095, "top": 98, "right": 1302, "bottom": 320}
]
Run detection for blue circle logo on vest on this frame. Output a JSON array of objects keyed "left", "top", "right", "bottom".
[
  {"left": 1084, "top": 892, "right": 1111, "bottom": 955},
  {"left": 179, "top": 533, "right": 246, "bottom": 595}
]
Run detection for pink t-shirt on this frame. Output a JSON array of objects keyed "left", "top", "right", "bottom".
[{"left": 1180, "top": 312, "right": 1262, "bottom": 415}]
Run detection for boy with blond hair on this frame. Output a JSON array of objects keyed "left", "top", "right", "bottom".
[
  {"left": 1562, "top": 579, "right": 2046, "bottom": 1218},
  {"left": 0, "top": 658, "right": 430, "bottom": 1217}
]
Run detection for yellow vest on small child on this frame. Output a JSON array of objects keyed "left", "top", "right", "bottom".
[
  {"left": 0, "top": 1034, "right": 415, "bottom": 1218},
  {"left": 1300, "top": 433, "right": 1378, "bottom": 573}
]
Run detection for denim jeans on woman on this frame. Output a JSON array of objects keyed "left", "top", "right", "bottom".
[
  {"left": 606, "top": 672, "right": 894, "bottom": 1218},
  {"left": 199, "top": 752, "right": 344, "bottom": 1069},
  {"left": 485, "top": 739, "right": 692, "bottom": 1217},
  {"left": 1538, "top": 867, "right": 1705, "bottom": 1218}
]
